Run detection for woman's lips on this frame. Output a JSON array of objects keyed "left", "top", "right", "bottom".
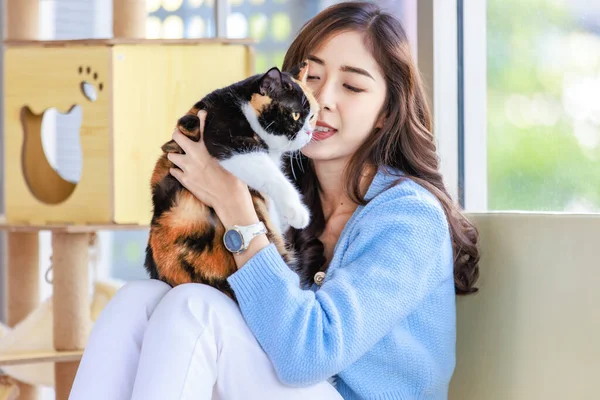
[
  {"left": 313, "top": 121, "right": 337, "bottom": 141},
  {"left": 313, "top": 129, "right": 337, "bottom": 141}
]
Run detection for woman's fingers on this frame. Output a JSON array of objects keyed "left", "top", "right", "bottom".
[
  {"left": 171, "top": 128, "right": 195, "bottom": 154},
  {"left": 167, "top": 152, "right": 186, "bottom": 170},
  {"left": 197, "top": 110, "right": 207, "bottom": 140},
  {"left": 169, "top": 167, "right": 184, "bottom": 182}
]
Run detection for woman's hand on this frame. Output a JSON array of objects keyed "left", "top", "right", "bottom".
[
  {"left": 169, "top": 110, "right": 270, "bottom": 267},
  {"left": 167, "top": 110, "right": 248, "bottom": 211}
]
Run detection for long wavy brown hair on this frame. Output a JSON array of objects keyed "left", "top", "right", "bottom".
[{"left": 281, "top": 1, "right": 480, "bottom": 295}]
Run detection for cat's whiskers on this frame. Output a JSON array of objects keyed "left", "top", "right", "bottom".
[
  {"left": 264, "top": 121, "right": 276, "bottom": 133},
  {"left": 296, "top": 151, "right": 306, "bottom": 174},
  {"left": 290, "top": 153, "right": 298, "bottom": 182},
  {"left": 298, "top": 151, "right": 306, "bottom": 174}
]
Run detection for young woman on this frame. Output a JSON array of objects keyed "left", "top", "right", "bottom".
[{"left": 69, "top": 2, "right": 479, "bottom": 399}]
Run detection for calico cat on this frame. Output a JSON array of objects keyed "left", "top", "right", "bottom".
[{"left": 144, "top": 61, "right": 319, "bottom": 301}]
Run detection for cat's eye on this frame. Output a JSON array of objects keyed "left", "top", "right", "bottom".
[{"left": 292, "top": 112, "right": 300, "bottom": 121}]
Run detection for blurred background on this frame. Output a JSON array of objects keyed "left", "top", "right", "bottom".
[
  {"left": 0, "top": 0, "right": 599, "bottom": 397},
  {"left": 487, "top": 0, "right": 600, "bottom": 212}
]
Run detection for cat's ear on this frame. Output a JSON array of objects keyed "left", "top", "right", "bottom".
[
  {"left": 297, "top": 60, "right": 310, "bottom": 84},
  {"left": 161, "top": 139, "right": 183, "bottom": 154},
  {"left": 259, "top": 67, "right": 283, "bottom": 96},
  {"left": 289, "top": 60, "right": 309, "bottom": 84}
]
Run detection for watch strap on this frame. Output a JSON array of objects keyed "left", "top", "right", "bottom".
[
  {"left": 238, "top": 221, "right": 268, "bottom": 240},
  {"left": 225, "top": 221, "right": 267, "bottom": 254}
]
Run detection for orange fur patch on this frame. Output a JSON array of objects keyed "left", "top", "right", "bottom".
[
  {"left": 250, "top": 93, "right": 272, "bottom": 116},
  {"left": 150, "top": 154, "right": 172, "bottom": 187},
  {"left": 167, "top": 190, "right": 211, "bottom": 227},
  {"left": 151, "top": 190, "right": 237, "bottom": 284}
]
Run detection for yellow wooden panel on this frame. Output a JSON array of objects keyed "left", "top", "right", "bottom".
[
  {"left": 111, "top": 43, "right": 253, "bottom": 224},
  {"left": 4, "top": 45, "right": 112, "bottom": 224}
]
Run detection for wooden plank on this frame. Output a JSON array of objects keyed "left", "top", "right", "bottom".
[
  {"left": 0, "top": 350, "right": 83, "bottom": 366},
  {"left": 3, "top": 38, "right": 256, "bottom": 47},
  {"left": 0, "top": 222, "right": 147, "bottom": 232}
]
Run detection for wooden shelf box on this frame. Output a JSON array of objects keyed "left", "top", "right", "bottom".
[{"left": 3, "top": 39, "right": 254, "bottom": 226}]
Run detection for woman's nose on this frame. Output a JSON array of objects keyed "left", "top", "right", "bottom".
[{"left": 314, "top": 82, "right": 335, "bottom": 112}]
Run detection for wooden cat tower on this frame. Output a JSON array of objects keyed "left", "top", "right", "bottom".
[{"left": 0, "top": 0, "right": 254, "bottom": 399}]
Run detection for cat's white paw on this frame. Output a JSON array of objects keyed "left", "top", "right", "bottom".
[{"left": 281, "top": 201, "right": 310, "bottom": 229}]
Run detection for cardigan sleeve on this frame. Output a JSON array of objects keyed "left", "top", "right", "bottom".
[{"left": 226, "top": 193, "right": 452, "bottom": 386}]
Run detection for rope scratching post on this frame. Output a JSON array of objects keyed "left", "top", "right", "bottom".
[
  {"left": 51, "top": 233, "right": 91, "bottom": 400},
  {"left": 3, "top": 0, "right": 40, "bottom": 329},
  {"left": 4, "top": 2, "right": 41, "bottom": 398},
  {"left": 6, "top": 233, "right": 40, "bottom": 400},
  {"left": 5, "top": 0, "right": 39, "bottom": 40},
  {"left": 113, "top": 0, "right": 146, "bottom": 39}
]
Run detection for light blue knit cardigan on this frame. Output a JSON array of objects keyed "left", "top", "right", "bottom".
[{"left": 227, "top": 166, "right": 456, "bottom": 399}]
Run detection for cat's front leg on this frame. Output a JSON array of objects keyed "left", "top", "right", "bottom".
[{"left": 219, "top": 152, "right": 310, "bottom": 229}]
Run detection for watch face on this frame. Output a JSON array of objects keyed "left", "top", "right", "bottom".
[{"left": 223, "top": 229, "right": 243, "bottom": 252}]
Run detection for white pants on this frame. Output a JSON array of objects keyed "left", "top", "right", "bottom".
[{"left": 69, "top": 279, "right": 343, "bottom": 400}]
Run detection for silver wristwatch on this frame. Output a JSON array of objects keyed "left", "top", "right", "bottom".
[{"left": 223, "top": 221, "right": 267, "bottom": 254}]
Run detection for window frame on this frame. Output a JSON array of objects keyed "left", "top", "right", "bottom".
[
  {"left": 416, "top": 0, "right": 461, "bottom": 204},
  {"left": 461, "top": 0, "right": 488, "bottom": 212}
]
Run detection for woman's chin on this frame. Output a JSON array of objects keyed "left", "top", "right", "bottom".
[
  {"left": 300, "top": 142, "right": 321, "bottom": 159},
  {"left": 301, "top": 143, "right": 336, "bottom": 162}
]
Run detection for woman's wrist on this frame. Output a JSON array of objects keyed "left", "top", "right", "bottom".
[
  {"left": 214, "top": 183, "right": 256, "bottom": 227},
  {"left": 214, "top": 184, "right": 271, "bottom": 269}
]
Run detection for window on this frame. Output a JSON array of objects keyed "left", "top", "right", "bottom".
[
  {"left": 225, "top": 0, "right": 415, "bottom": 73},
  {"left": 146, "top": 0, "right": 216, "bottom": 38},
  {"left": 484, "top": 0, "right": 600, "bottom": 212},
  {"left": 146, "top": 0, "right": 416, "bottom": 71}
]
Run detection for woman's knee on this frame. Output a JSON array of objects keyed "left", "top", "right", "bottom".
[
  {"left": 150, "top": 283, "right": 240, "bottom": 325},
  {"left": 107, "top": 279, "right": 172, "bottom": 317}
]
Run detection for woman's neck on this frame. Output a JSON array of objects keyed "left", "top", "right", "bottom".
[{"left": 313, "top": 160, "right": 376, "bottom": 221}]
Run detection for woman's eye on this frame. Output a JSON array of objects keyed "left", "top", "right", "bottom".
[
  {"left": 292, "top": 112, "right": 300, "bottom": 120},
  {"left": 345, "top": 84, "right": 365, "bottom": 93},
  {"left": 307, "top": 75, "right": 319, "bottom": 80}
]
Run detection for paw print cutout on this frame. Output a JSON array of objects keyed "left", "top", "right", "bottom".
[{"left": 78, "top": 65, "right": 104, "bottom": 102}]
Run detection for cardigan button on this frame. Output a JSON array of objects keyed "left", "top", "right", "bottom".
[{"left": 314, "top": 271, "right": 326, "bottom": 285}]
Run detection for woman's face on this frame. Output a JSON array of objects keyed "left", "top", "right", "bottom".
[{"left": 301, "top": 30, "right": 387, "bottom": 165}]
